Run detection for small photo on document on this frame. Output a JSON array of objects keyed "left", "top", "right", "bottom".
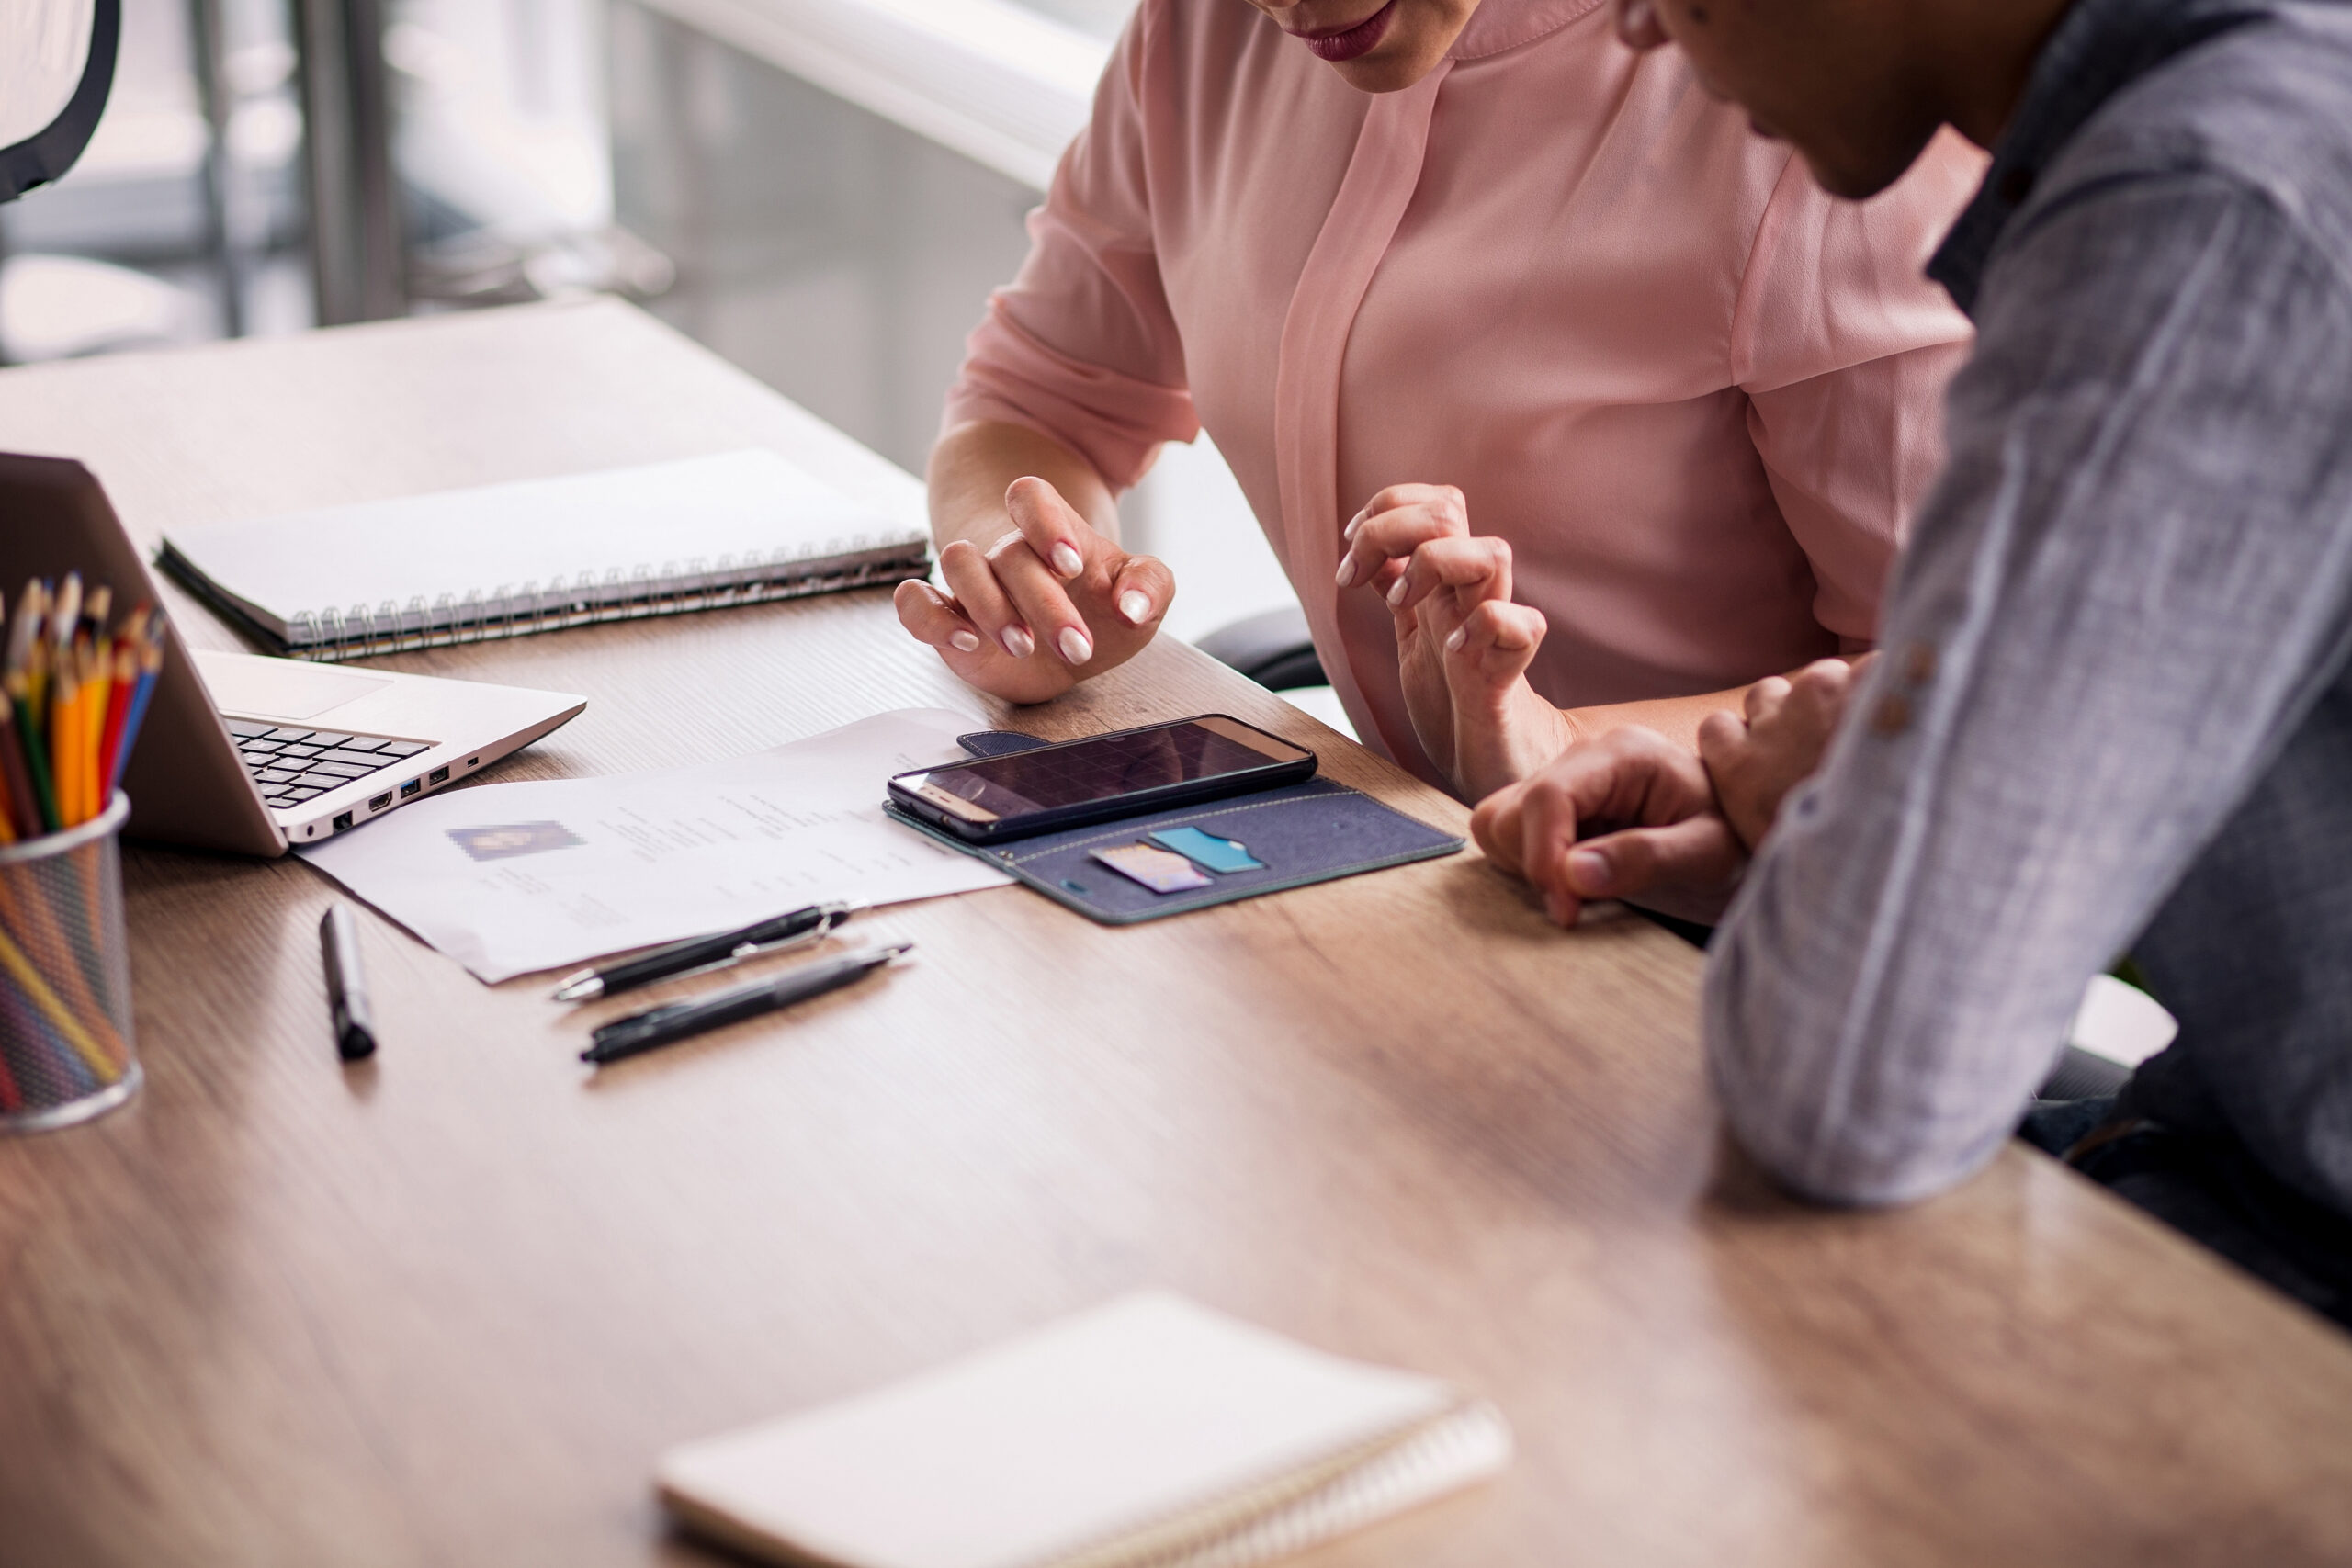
[{"left": 446, "top": 821, "right": 588, "bottom": 863}]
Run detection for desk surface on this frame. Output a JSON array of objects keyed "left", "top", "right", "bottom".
[{"left": 1, "top": 299, "right": 2348, "bottom": 1567}]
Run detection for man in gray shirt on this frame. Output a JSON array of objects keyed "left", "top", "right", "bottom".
[{"left": 1473, "top": 0, "right": 2352, "bottom": 1324}]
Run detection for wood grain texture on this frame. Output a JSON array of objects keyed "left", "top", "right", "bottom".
[{"left": 0, "top": 299, "right": 2348, "bottom": 1567}]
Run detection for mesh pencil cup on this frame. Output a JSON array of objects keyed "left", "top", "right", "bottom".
[{"left": 0, "top": 792, "right": 139, "bottom": 1134}]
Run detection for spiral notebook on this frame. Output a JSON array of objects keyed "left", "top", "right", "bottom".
[
  {"left": 657, "top": 1293, "right": 1512, "bottom": 1568},
  {"left": 155, "top": 449, "right": 930, "bottom": 661}
]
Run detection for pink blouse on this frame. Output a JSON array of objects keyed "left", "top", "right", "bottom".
[{"left": 944, "top": 0, "right": 1982, "bottom": 784}]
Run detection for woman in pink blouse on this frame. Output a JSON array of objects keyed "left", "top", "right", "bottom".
[{"left": 895, "top": 0, "right": 1979, "bottom": 800}]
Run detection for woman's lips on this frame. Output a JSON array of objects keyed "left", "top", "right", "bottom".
[{"left": 1293, "top": 0, "right": 1397, "bottom": 62}]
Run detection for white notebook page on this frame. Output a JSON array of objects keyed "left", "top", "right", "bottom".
[
  {"left": 162, "top": 449, "right": 921, "bottom": 636},
  {"left": 658, "top": 1293, "right": 1498, "bottom": 1568}
]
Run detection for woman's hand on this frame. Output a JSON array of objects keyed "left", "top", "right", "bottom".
[
  {"left": 1334, "top": 483, "right": 1574, "bottom": 801},
  {"left": 897, "top": 474, "right": 1174, "bottom": 705},
  {"left": 1470, "top": 726, "right": 1749, "bottom": 928}
]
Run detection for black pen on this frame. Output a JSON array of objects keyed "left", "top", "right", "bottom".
[
  {"left": 581, "top": 942, "right": 913, "bottom": 1066},
  {"left": 550, "top": 900, "right": 856, "bottom": 1002},
  {"left": 320, "top": 904, "right": 377, "bottom": 1061}
]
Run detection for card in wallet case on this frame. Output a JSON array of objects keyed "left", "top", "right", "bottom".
[{"left": 883, "top": 731, "right": 1463, "bottom": 926}]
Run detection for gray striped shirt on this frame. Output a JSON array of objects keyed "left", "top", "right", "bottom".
[{"left": 1705, "top": 0, "right": 2352, "bottom": 1214}]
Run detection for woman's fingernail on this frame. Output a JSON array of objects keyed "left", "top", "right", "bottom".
[
  {"left": 1386, "top": 575, "right": 1409, "bottom": 606},
  {"left": 1344, "top": 511, "right": 1364, "bottom": 539},
  {"left": 1567, "top": 848, "right": 1609, "bottom": 891},
  {"left": 1334, "top": 556, "right": 1358, "bottom": 588},
  {"left": 1444, "top": 626, "right": 1467, "bottom": 653},
  {"left": 1001, "top": 626, "right": 1035, "bottom": 659},
  {"left": 1119, "top": 590, "right": 1152, "bottom": 625},
  {"left": 1050, "top": 542, "right": 1084, "bottom": 578},
  {"left": 1058, "top": 626, "right": 1093, "bottom": 665},
  {"left": 949, "top": 629, "right": 981, "bottom": 653}
]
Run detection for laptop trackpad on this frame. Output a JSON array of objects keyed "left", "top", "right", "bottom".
[{"left": 207, "top": 657, "right": 394, "bottom": 722}]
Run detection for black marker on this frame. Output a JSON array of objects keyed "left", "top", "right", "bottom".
[{"left": 320, "top": 903, "right": 378, "bottom": 1060}]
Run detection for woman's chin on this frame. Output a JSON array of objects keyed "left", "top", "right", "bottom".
[{"left": 1325, "top": 43, "right": 1446, "bottom": 93}]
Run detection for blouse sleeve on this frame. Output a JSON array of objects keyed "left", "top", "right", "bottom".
[
  {"left": 941, "top": 1, "right": 1200, "bottom": 491},
  {"left": 1732, "top": 130, "right": 1985, "bottom": 649}
]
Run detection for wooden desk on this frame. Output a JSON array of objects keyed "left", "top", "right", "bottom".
[{"left": 1, "top": 299, "right": 2347, "bottom": 1566}]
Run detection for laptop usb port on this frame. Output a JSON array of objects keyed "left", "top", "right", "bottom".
[
  {"left": 333, "top": 811, "right": 354, "bottom": 831},
  {"left": 427, "top": 766, "right": 449, "bottom": 785},
  {"left": 369, "top": 791, "right": 394, "bottom": 811},
  {"left": 400, "top": 779, "right": 422, "bottom": 799}
]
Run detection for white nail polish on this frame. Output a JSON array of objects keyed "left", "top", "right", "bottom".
[
  {"left": 1119, "top": 590, "right": 1151, "bottom": 625},
  {"left": 1058, "top": 626, "right": 1093, "bottom": 665},
  {"left": 1002, "top": 626, "right": 1035, "bottom": 659},
  {"left": 1334, "top": 556, "right": 1357, "bottom": 588},
  {"left": 949, "top": 629, "right": 981, "bottom": 652},
  {"left": 1445, "top": 626, "right": 1466, "bottom": 652},
  {"left": 1343, "top": 512, "right": 1364, "bottom": 539},
  {"left": 1386, "top": 576, "right": 1408, "bottom": 606},
  {"left": 1050, "top": 543, "right": 1083, "bottom": 578}
]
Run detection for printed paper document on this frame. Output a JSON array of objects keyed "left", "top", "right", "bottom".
[{"left": 299, "top": 708, "right": 1011, "bottom": 982}]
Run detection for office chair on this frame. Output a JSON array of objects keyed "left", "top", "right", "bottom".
[
  {"left": 0, "top": 0, "right": 119, "bottom": 206},
  {"left": 1193, "top": 605, "right": 1327, "bottom": 692}
]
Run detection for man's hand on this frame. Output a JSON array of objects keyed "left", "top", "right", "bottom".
[
  {"left": 1335, "top": 483, "right": 1573, "bottom": 800},
  {"left": 897, "top": 475, "right": 1174, "bottom": 705},
  {"left": 1470, "top": 727, "right": 1749, "bottom": 927},
  {"left": 1698, "top": 655, "right": 1869, "bottom": 849}
]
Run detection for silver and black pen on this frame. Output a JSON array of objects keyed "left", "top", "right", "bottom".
[
  {"left": 581, "top": 942, "right": 914, "bottom": 1066},
  {"left": 550, "top": 900, "right": 857, "bottom": 1002}
]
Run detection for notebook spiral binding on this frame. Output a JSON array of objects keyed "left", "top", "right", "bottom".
[
  {"left": 275, "top": 539, "right": 928, "bottom": 662},
  {"left": 1041, "top": 1400, "right": 1513, "bottom": 1568}
]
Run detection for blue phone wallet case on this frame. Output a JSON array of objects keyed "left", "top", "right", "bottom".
[{"left": 881, "top": 731, "right": 1464, "bottom": 926}]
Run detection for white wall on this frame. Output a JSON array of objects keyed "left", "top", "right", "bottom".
[{"left": 608, "top": 0, "right": 1304, "bottom": 652}]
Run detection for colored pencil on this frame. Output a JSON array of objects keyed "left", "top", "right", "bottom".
[
  {"left": 78, "top": 584, "right": 108, "bottom": 643},
  {"left": 96, "top": 635, "right": 133, "bottom": 801},
  {"left": 45, "top": 575, "right": 77, "bottom": 824},
  {"left": 0, "top": 581, "right": 32, "bottom": 684},
  {"left": 49, "top": 648, "right": 79, "bottom": 831},
  {"left": 0, "top": 710, "right": 28, "bottom": 841},
  {"left": 106, "top": 612, "right": 164, "bottom": 798},
  {"left": 7, "top": 677, "right": 55, "bottom": 834},
  {"left": 12, "top": 580, "right": 46, "bottom": 716},
  {"left": 75, "top": 633, "right": 105, "bottom": 825},
  {"left": 48, "top": 572, "right": 79, "bottom": 654}
]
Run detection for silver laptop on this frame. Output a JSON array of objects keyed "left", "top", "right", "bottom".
[{"left": 1, "top": 453, "right": 584, "bottom": 857}]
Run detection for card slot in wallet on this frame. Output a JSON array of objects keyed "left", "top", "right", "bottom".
[{"left": 889, "top": 733, "right": 1463, "bottom": 926}]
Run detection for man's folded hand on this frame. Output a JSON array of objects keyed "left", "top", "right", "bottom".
[
  {"left": 1470, "top": 726, "right": 1748, "bottom": 927},
  {"left": 1701, "top": 655, "right": 1871, "bottom": 851}
]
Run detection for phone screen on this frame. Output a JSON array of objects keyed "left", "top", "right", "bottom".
[{"left": 908, "top": 719, "right": 1301, "bottom": 820}]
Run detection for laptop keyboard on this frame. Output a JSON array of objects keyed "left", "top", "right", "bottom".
[{"left": 226, "top": 721, "right": 434, "bottom": 812}]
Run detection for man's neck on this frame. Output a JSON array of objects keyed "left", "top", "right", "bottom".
[{"left": 1917, "top": 0, "right": 2082, "bottom": 149}]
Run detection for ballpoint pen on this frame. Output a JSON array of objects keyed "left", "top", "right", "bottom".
[
  {"left": 581, "top": 942, "right": 913, "bottom": 1066},
  {"left": 550, "top": 899, "right": 857, "bottom": 1002}
]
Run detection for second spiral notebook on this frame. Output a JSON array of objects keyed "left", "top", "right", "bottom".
[{"left": 155, "top": 449, "right": 930, "bottom": 661}]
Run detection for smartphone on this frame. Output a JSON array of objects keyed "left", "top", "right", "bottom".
[{"left": 888, "top": 714, "right": 1317, "bottom": 843}]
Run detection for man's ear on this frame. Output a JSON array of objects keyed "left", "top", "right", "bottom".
[{"left": 1611, "top": 0, "right": 1674, "bottom": 49}]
